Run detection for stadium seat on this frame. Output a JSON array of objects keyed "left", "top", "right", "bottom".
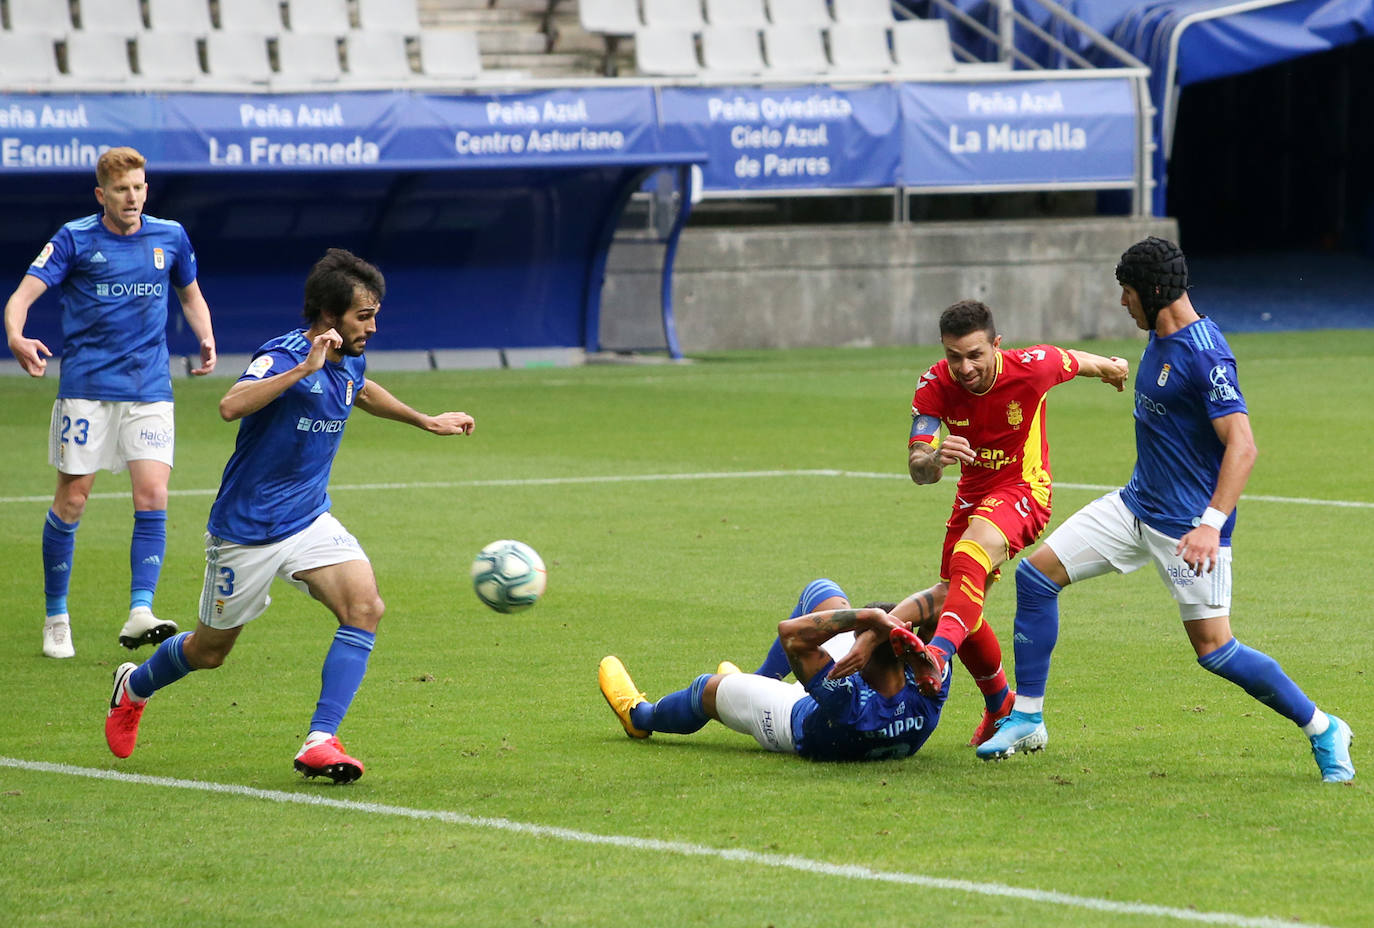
[
  {"left": 766, "top": 0, "right": 832, "bottom": 27},
  {"left": 704, "top": 0, "right": 768, "bottom": 29},
  {"left": 643, "top": 0, "right": 705, "bottom": 31},
  {"left": 274, "top": 32, "right": 343, "bottom": 84},
  {"left": 832, "top": 0, "right": 897, "bottom": 25},
  {"left": 76, "top": 0, "right": 145, "bottom": 35},
  {"left": 6, "top": 0, "right": 73, "bottom": 37},
  {"left": 133, "top": 31, "right": 203, "bottom": 83},
  {"left": 146, "top": 0, "right": 214, "bottom": 36},
  {"left": 0, "top": 32, "right": 59, "bottom": 86},
  {"left": 579, "top": 0, "right": 642, "bottom": 35},
  {"left": 285, "top": 0, "right": 352, "bottom": 35},
  {"left": 891, "top": 19, "right": 957, "bottom": 73},
  {"left": 827, "top": 23, "right": 893, "bottom": 73},
  {"left": 203, "top": 31, "right": 274, "bottom": 83},
  {"left": 700, "top": 26, "right": 765, "bottom": 76},
  {"left": 63, "top": 32, "right": 133, "bottom": 82},
  {"left": 356, "top": 0, "right": 422, "bottom": 36},
  {"left": 342, "top": 30, "right": 414, "bottom": 83},
  {"left": 218, "top": 0, "right": 286, "bottom": 34},
  {"left": 762, "top": 24, "right": 827, "bottom": 75},
  {"left": 633, "top": 27, "right": 699, "bottom": 76},
  {"left": 417, "top": 29, "right": 483, "bottom": 82}
]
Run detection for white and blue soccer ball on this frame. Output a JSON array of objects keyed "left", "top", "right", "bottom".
[{"left": 471, "top": 539, "right": 547, "bottom": 613}]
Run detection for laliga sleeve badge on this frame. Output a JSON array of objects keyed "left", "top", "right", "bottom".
[
  {"left": 31, "top": 242, "right": 54, "bottom": 268},
  {"left": 245, "top": 355, "right": 273, "bottom": 379}
]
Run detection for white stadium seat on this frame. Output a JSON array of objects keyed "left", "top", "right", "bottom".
[
  {"left": 76, "top": 0, "right": 145, "bottom": 35},
  {"left": 218, "top": 0, "right": 286, "bottom": 34},
  {"left": 146, "top": 0, "right": 214, "bottom": 36},
  {"left": 762, "top": 24, "right": 828, "bottom": 75},
  {"left": 203, "top": 30, "right": 274, "bottom": 83},
  {"left": 827, "top": 23, "right": 894, "bottom": 73},
  {"left": 0, "top": 32, "right": 60, "bottom": 85},
  {"left": 832, "top": 0, "right": 897, "bottom": 26},
  {"left": 133, "top": 31, "right": 204, "bottom": 83},
  {"left": 579, "top": 0, "right": 642, "bottom": 36},
  {"left": 891, "top": 19, "right": 957, "bottom": 74},
  {"left": 342, "top": 30, "right": 414, "bottom": 82},
  {"left": 7, "top": 0, "right": 74, "bottom": 37},
  {"left": 275, "top": 32, "right": 343, "bottom": 84},
  {"left": 357, "top": 0, "right": 423, "bottom": 36},
  {"left": 633, "top": 27, "right": 699, "bottom": 76},
  {"left": 700, "top": 26, "right": 765, "bottom": 76},
  {"left": 766, "top": 0, "right": 832, "bottom": 27},
  {"left": 64, "top": 31, "right": 133, "bottom": 82},
  {"left": 705, "top": 0, "right": 768, "bottom": 29},
  {"left": 285, "top": 0, "right": 352, "bottom": 35},
  {"left": 642, "top": 0, "right": 705, "bottom": 31}
]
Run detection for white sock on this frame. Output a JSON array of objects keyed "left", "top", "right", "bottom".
[
  {"left": 304, "top": 729, "right": 334, "bottom": 747},
  {"left": 1302, "top": 710, "right": 1330, "bottom": 738},
  {"left": 1013, "top": 694, "right": 1044, "bottom": 714}
]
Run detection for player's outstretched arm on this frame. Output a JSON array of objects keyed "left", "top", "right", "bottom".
[
  {"left": 355, "top": 380, "right": 474, "bottom": 435},
  {"left": 1069, "top": 349, "right": 1129, "bottom": 392},
  {"left": 175, "top": 280, "right": 217, "bottom": 376},
  {"left": 219, "top": 330, "right": 339, "bottom": 421},
  {"left": 4, "top": 275, "right": 52, "bottom": 377}
]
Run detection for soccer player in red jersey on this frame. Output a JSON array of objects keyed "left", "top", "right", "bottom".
[{"left": 902, "top": 300, "right": 1129, "bottom": 731}]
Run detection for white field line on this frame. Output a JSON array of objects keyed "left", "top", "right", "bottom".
[
  {"left": 1, "top": 469, "right": 1371, "bottom": 509},
  {"left": 0, "top": 756, "right": 1334, "bottom": 928}
]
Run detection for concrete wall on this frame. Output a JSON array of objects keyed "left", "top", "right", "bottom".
[{"left": 601, "top": 216, "right": 1179, "bottom": 352}]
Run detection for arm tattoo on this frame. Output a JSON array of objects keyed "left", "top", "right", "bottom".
[
  {"left": 903, "top": 590, "right": 937, "bottom": 622},
  {"left": 810, "top": 609, "right": 860, "bottom": 635}
]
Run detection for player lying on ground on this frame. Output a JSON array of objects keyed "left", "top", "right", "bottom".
[
  {"left": 747, "top": 577, "right": 1011, "bottom": 746},
  {"left": 600, "top": 594, "right": 950, "bottom": 762},
  {"left": 977, "top": 236, "right": 1354, "bottom": 784}
]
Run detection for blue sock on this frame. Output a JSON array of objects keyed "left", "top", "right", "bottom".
[
  {"left": 632, "top": 673, "right": 712, "bottom": 734},
  {"left": 1197, "top": 638, "right": 1317, "bottom": 726},
  {"left": 984, "top": 684, "right": 1011, "bottom": 713},
  {"left": 309, "top": 626, "right": 377, "bottom": 734},
  {"left": 128, "top": 631, "right": 194, "bottom": 699},
  {"left": 130, "top": 509, "right": 166, "bottom": 611},
  {"left": 1010, "top": 560, "right": 1063, "bottom": 700},
  {"left": 754, "top": 578, "right": 848, "bottom": 679},
  {"left": 42, "top": 510, "right": 78, "bottom": 617},
  {"left": 931, "top": 635, "right": 958, "bottom": 657}
]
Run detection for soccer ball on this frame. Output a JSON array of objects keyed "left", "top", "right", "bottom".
[{"left": 471, "top": 539, "right": 546, "bottom": 613}]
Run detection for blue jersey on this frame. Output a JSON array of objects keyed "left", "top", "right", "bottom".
[
  {"left": 25, "top": 213, "right": 197, "bottom": 402},
  {"left": 1120, "top": 317, "right": 1248, "bottom": 542},
  {"left": 791, "top": 662, "right": 948, "bottom": 762},
  {"left": 207, "top": 330, "right": 366, "bottom": 545}
]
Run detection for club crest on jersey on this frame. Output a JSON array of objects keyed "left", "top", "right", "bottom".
[
  {"left": 153, "top": 247, "right": 165, "bottom": 270},
  {"left": 1157, "top": 363, "right": 1171, "bottom": 387},
  {"left": 345, "top": 379, "right": 354, "bottom": 405},
  {"left": 1006, "top": 401, "right": 1023, "bottom": 429}
]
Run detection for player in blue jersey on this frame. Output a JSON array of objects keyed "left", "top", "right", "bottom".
[
  {"left": 978, "top": 237, "right": 1355, "bottom": 783},
  {"left": 4, "top": 147, "right": 217, "bottom": 660},
  {"left": 599, "top": 579, "right": 949, "bottom": 762},
  {"left": 102, "top": 248, "right": 475, "bottom": 783}
]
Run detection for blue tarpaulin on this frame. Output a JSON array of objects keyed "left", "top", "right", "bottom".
[{"left": 916, "top": 0, "right": 1374, "bottom": 213}]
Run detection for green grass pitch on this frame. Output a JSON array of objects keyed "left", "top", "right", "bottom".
[{"left": 0, "top": 331, "right": 1369, "bottom": 928}]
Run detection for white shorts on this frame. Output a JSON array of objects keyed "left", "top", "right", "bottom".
[
  {"left": 48, "top": 399, "right": 175, "bottom": 475},
  {"left": 1044, "top": 490, "right": 1232, "bottom": 621},
  {"left": 713, "top": 673, "right": 805, "bottom": 753},
  {"left": 198, "top": 512, "right": 370, "bottom": 630}
]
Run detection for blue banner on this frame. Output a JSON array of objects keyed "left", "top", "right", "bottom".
[
  {"left": 657, "top": 85, "right": 902, "bottom": 191},
  {"left": 0, "top": 88, "right": 675, "bottom": 173},
  {"left": 899, "top": 78, "right": 1136, "bottom": 187}
]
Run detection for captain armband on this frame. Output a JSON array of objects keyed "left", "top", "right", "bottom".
[{"left": 909, "top": 413, "right": 940, "bottom": 449}]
